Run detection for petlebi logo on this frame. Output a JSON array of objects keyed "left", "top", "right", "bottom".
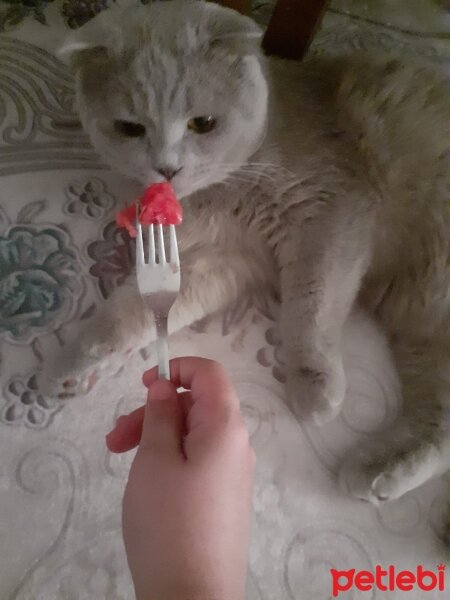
[{"left": 331, "top": 564, "right": 446, "bottom": 597}]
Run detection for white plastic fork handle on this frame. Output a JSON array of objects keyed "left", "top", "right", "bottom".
[{"left": 154, "top": 311, "right": 170, "bottom": 380}]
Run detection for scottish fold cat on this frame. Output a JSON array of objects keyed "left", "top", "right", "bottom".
[{"left": 46, "top": 0, "right": 449, "bottom": 504}]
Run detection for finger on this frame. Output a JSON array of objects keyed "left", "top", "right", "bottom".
[
  {"left": 139, "top": 379, "right": 184, "bottom": 458},
  {"left": 106, "top": 391, "right": 194, "bottom": 453},
  {"left": 106, "top": 406, "right": 145, "bottom": 453},
  {"left": 142, "top": 357, "right": 239, "bottom": 414},
  {"left": 142, "top": 356, "right": 218, "bottom": 390},
  {"left": 178, "top": 390, "right": 194, "bottom": 418}
]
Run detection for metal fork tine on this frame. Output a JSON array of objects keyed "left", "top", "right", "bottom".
[
  {"left": 135, "top": 219, "right": 180, "bottom": 380},
  {"left": 136, "top": 222, "right": 145, "bottom": 265},
  {"left": 157, "top": 224, "right": 166, "bottom": 263},
  {"left": 169, "top": 225, "right": 179, "bottom": 265},
  {"left": 148, "top": 224, "right": 156, "bottom": 264}
]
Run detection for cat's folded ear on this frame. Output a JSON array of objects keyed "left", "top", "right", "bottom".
[
  {"left": 56, "top": 2, "right": 263, "bottom": 69},
  {"left": 56, "top": 7, "right": 124, "bottom": 70},
  {"left": 207, "top": 8, "right": 263, "bottom": 56},
  {"left": 211, "top": 30, "right": 263, "bottom": 56}
]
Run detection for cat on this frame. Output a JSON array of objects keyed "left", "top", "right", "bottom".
[{"left": 45, "top": 0, "right": 449, "bottom": 505}]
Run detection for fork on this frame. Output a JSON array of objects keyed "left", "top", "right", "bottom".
[{"left": 136, "top": 222, "right": 181, "bottom": 379}]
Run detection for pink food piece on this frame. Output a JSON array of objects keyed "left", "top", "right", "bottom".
[
  {"left": 115, "top": 204, "right": 137, "bottom": 238},
  {"left": 139, "top": 182, "right": 183, "bottom": 226}
]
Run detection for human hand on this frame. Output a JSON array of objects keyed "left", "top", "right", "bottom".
[{"left": 106, "top": 357, "right": 255, "bottom": 600}]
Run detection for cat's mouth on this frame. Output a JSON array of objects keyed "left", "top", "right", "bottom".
[
  {"left": 144, "top": 165, "right": 229, "bottom": 199},
  {"left": 144, "top": 176, "right": 195, "bottom": 201}
]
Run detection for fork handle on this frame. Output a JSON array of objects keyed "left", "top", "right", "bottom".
[{"left": 154, "top": 311, "right": 170, "bottom": 380}]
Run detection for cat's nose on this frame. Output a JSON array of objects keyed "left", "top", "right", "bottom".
[{"left": 156, "top": 166, "right": 182, "bottom": 181}]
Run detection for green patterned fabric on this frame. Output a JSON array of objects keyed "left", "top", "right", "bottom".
[{"left": 0, "top": 0, "right": 110, "bottom": 30}]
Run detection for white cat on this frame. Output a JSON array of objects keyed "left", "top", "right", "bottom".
[{"left": 46, "top": 0, "right": 449, "bottom": 504}]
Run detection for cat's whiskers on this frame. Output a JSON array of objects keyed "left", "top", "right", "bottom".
[
  {"left": 190, "top": 172, "right": 256, "bottom": 191},
  {"left": 187, "top": 168, "right": 266, "bottom": 194},
  {"left": 194, "top": 170, "right": 267, "bottom": 188},
  {"left": 210, "top": 161, "right": 297, "bottom": 178},
  {"left": 195, "top": 162, "right": 278, "bottom": 174},
  {"left": 193, "top": 164, "right": 280, "bottom": 185},
  {"left": 193, "top": 159, "right": 297, "bottom": 183}
]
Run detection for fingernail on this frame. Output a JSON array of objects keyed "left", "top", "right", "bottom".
[
  {"left": 106, "top": 415, "right": 126, "bottom": 437},
  {"left": 115, "top": 415, "right": 126, "bottom": 427},
  {"left": 149, "top": 379, "right": 174, "bottom": 401}
]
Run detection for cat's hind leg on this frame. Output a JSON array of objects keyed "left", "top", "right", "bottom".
[
  {"left": 341, "top": 314, "right": 450, "bottom": 502},
  {"left": 340, "top": 415, "right": 450, "bottom": 504}
]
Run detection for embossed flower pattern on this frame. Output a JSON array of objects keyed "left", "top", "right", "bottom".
[
  {"left": 87, "top": 220, "right": 135, "bottom": 299},
  {"left": 64, "top": 178, "right": 114, "bottom": 220},
  {"left": 1, "top": 373, "right": 61, "bottom": 428},
  {"left": 256, "top": 325, "right": 286, "bottom": 383},
  {"left": 0, "top": 225, "right": 82, "bottom": 341},
  {"left": 252, "top": 294, "right": 286, "bottom": 382}
]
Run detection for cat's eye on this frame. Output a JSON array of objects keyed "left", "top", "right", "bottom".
[
  {"left": 187, "top": 116, "right": 216, "bottom": 134},
  {"left": 114, "top": 120, "right": 146, "bottom": 138}
]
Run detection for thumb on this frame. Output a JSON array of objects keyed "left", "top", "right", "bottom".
[{"left": 138, "top": 379, "right": 183, "bottom": 457}]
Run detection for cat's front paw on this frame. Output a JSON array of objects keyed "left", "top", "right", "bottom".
[
  {"left": 39, "top": 320, "right": 134, "bottom": 399},
  {"left": 286, "top": 358, "right": 346, "bottom": 426}
]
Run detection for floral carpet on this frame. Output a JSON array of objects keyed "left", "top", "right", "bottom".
[{"left": 0, "top": 1, "right": 449, "bottom": 599}]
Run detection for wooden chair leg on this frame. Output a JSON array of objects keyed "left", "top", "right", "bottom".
[
  {"left": 263, "top": 0, "right": 329, "bottom": 60},
  {"left": 215, "top": 0, "right": 250, "bottom": 15}
]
